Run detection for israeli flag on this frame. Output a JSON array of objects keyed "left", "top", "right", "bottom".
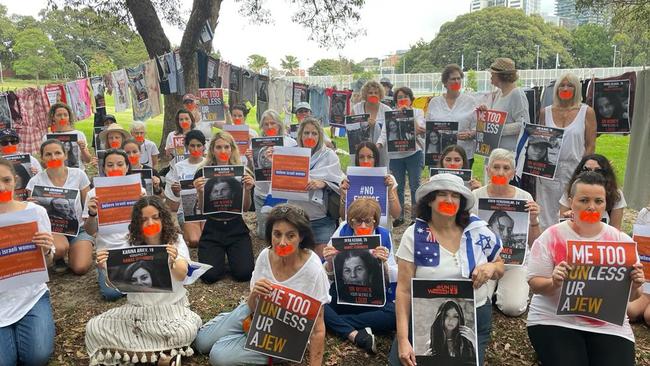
[
  {"left": 261, "top": 193, "right": 288, "bottom": 213},
  {"left": 334, "top": 127, "right": 346, "bottom": 137},
  {"left": 183, "top": 260, "right": 213, "bottom": 285}
]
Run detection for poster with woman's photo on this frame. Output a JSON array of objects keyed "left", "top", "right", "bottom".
[
  {"left": 47, "top": 133, "right": 80, "bottom": 168},
  {"left": 345, "top": 114, "right": 370, "bottom": 153},
  {"left": 593, "top": 80, "right": 631, "bottom": 133},
  {"left": 180, "top": 179, "right": 205, "bottom": 222},
  {"left": 202, "top": 165, "right": 245, "bottom": 215},
  {"left": 292, "top": 82, "right": 309, "bottom": 113},
  {"left": 4, "top": 153, "right": 35, "bottom": 201},
  {"left": 0, "top": 94, "right": 12, "bottom": 129},
  {"left": 332, "top": 235, "right": 386, "bottom": 307},
  {"left": 252, "top": 136, "right": 283, "bottom": 182},
  {"left": 429, "top": 168, "right": 472, "bottom": 185},
  {"left": 478, "top": 198, "right": 529, "bottom": 266},
  {"left": 425, "top": 121, "right": 459, "bottom": 166},
  {"left": 90, "top": 76, "right": 106, "bottom": 111},
  {"left": 127, "top": 65, "right": 149, "bottom": 104},
  {"left": 385, "top": 109, "right": 415, "bottom": 153},
  {"left": 131, "top": 169, "right": 153, "bottom": 196},
  {"left": 198, "top": 88, "right": 225, "bottom": 122},
  {"left": 330, "top": 91, "right": 351, "bottom": 127},
  {"left": 412, "top": 279, "right": 478, "bottom": 366},
  {"left": 31, "top": 185, "right": 80, "bottom": 237},
  {"left": 475, "top": 109, "right": 507, "bottom": 157},
  {"left": 43, "top": 84, "right": 66, "bottom": 107},
  {"left": 106, "top": 245, "right": 172, "bottom": 293},
  {"left": 523, "top": 124, "right": 564, "bottom": 180},
  {"left": 256, "top": 74, "right": 269, "bottom": 103}
]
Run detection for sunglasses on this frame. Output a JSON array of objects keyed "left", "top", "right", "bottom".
[
  {"left": 0, "top": 139, "right": 18, "bottom": 146},
  {"left": 581, "top": 167, "right": 605, "bottom": 174},
  {"left": 350, "top": 218, "right": 376, "bottom": 226}
]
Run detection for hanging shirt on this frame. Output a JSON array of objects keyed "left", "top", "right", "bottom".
[
  {"left": 144, "top": 59, "right": 162, "bottom": 118},
  {"left": 111, "top": 69, "right": 130, "bottom": 112},
  {"left": 15, "top": 88, "right": 50, "bottom": 155},
  {"left": 241, "top": 70, "right": 256, "bottom": 105},
  {"left": 309, "top": 86, "right": 329, "bottom": 125},
  {"left": 158, "top": 52, "right": 178, "bottom": 95}
]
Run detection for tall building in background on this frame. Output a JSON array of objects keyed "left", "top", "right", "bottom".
[
  {"left": 470, "top": 0, "right": 541, "bottom": 15},
  {"left": 555, "top": 0, "right": 610, "bottom": 26}
]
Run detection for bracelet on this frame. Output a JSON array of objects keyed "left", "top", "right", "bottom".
[
  {"left": 323, "top": 262, "right": 334, "bottom": 276},
  {"left": 45, "top": 246, "right": 55, "bottom": 256},
  {"left": 530, "top": 222, "right": 540, "bottom": 227},
  {"left": 88, "top": 211, "right": 97, "bottom": 217}
]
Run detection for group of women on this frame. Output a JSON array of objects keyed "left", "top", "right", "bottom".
[{"left": 0, "top": 57, "right": 647, "bottom": 366}]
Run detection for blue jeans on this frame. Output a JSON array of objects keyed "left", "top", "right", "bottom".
[
  {"left": 388, "top": 302, "right": 492, "bottom": 366},
  {"left": 97, "top": 267, "right": 124, "bottom": 301},
  {"left": 0, "top": 291, "right": 55, "bottom": 366},
  {"left": 311, "top": 216, "right": 336, "bottom": 244},
  {"left": 389, "top": 151, "right": 423, "bottom": 220},
  {"left": 324, "top": 299, "right": 396, "bottom": 339}
]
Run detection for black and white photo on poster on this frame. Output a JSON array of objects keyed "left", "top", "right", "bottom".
[
  {"left": 180, "top": 179, "right": 205, "bottom": 222},
  {"left": 385, "top": 109, "right": 416, "bottom": 153},
  {"left": 157, "top": 52, "right": 177, "bottom": 94},
  {"left": 4, "top": 153, "right": 33, "bottom": 201},
  {"left": 292, "top": 82, "right": 309, "bottom": 113},
  {"left": 111, "top": 69, "right": 130, "bottom": 112},
  {"left": 523, "top": 123, "right": 564, "bottom": 180},
  {"left": 331, "top": 235, "right": 386, "bottom": 307},
  {"left": 96, "top": 150, "right": 106, "bottom": 177},
  {"left": 93, "top": 126, "right": 107, "bottom": 150},
  {"left": 0, "top": 94, "right": 12, "bottom": 129},
  {"left": 411, "top": 279, "right": 478, "bottom": 366},
  {"left": 345, "top": 114, "right": 371, "bottom": 153},
  {"left": 477, "top": 198, "right": 529, "bottom": 266},
  {"left": 425, "top": 121, "right": 459, "bottom": 166},
  {"left": 229, "top": 65, "right": 241, "bottom": 93},
  {"left": 30, "top": 185, "right": 80, "bottom": 237},
  {"left": 199, "top": 19, "right": 214, "bottom": 44},
  {"left": 252, "top": 136, "right": 283, "bottom": 182},
  {"left": 202, "top": 165, "right": 245, "bottom": 215},
  {"left": 256, "top": 74, "right": 269, "bottom": 103},
  {"left": 47, "top": 133, "right": 80, "bottom": 168},
  {"left": 90, "top": 76, "right": 106, "bottom": 109},
  {"left": 329, "top": 91, "right": 350, "bottom": 127},
  {"left": 131, "top": 169, "right": 153, "bottom": 196},
  {"left": 429, "top": 168, "right": 472, "bottom": 185},
  {"left": 592, "top": 79, "right": 631, "bottom": 133},
  {"left": 126, "top": 65, "right": 149, "bottom": 104},
  {"left": 106, "top": 245, "right": 172, "bottom": 293}
]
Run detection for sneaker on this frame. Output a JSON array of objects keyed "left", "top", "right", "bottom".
[
  {"left": 393, "top": 218, "right": 404, "bottom": 227},
  {"left": 52, "top": 258, "right": 68, "bottom": 274},
  {"left": 354, "top": 327, "right": 376, "bottom": 355}
]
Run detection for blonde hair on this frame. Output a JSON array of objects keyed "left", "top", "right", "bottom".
[
  {"left": 361, "top": 80, "right": 385, "bottom": 101},
  {"left": 552, "top": 72, "right": 583, "bottom": 107},
  {"left": 203, "top": 131, "right": 242, "bottom": 167},
  {"left": 260, "top": 109, "right": 285, "bottom": 136},
  {"left": 296, "top": 117, "right": 325, "bottom": 153}
]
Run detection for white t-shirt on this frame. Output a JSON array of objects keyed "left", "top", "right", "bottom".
[
  {"left": 250, "top": 248, "right": 331, "bottom": 305},
  {"left": 426, "top": 93, "right": 478, "bottom": 160},
  {"left": 139, "top": 139, "right": 160, "bottom": 167},
  {"left": 0, "top": 203, "right": 51, "bottom": 327},
  {"left": 127, "top": 234, "right": 191, "bottom": 306},
  {"left": 163, "top": 158, "right": 205, "bottom": 205},
  {"left": 558, "top": 189, "right": 626, "bottom": 225},
  {"left": 26, "top": 168, "right": 91, "bottom": 225},
  {"left": 636, "top": 208, "right": 650, "bottom": 225},
  {"left": 376, "top": 108, "right": 425, "bottom": 160},
  {"left": 83, "top": 186, "right": 146, "bottom": 250},
  {"left": 43, "top": 130, "right": 88, "bottom": 170},
  {"left": 527, "top": 221, "right": 636, "bottom": 342},
  {"left": 470, "top": 185, "right": 533, "bottom": 215},
  {"left": 396, "top": 224, "right": 490, "bottom": 307}
]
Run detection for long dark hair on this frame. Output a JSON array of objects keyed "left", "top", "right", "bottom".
[
  {"left": 103, "top": 148, "right": 132, "bottom": 175},
  {"left": 128, "top": 196, "right": 181, "bottom": 246},
  {"left": 430, "top": 301, "right": 471, "bottom": 358},
  {"left": 416, "top": 191, "right": 471, "bottom": 228},
  {"left": 438, "top": 145, "right": 468, "bottom": 169},
  {"left": 174, "top": 108, "right": 196, "bottom": 134},
  {"left": 265, "top": 204, "right": 315, "bottom": 250},
  {"left": 565, "top": 154, "right": 620, "bottom": 212},
  {"left": 354, "top": 141, "right": 380, "bottom": 167}
]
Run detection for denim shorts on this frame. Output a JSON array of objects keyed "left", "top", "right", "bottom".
[
  {"left": 311, "top": 216, "right": 336, "bottom": 244},
  {"left": 70, "top": 227, "right": 94, "bottom": 245}
]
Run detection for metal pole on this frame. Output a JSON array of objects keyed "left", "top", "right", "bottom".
[
  {"left": 535, "top": 44, "right": 540, "bottom": 69},
  {"left": 461, "top": 53, "right": 464, "bottom": 70},
  {"left": 555, "top": 53, "right": 559, "bottom": 69},
  {"left": 403, "top": 54, "right": 406, "bottom": 74},
  {"left": 0, "top": 61, "right": 3, "bottom": 83},
  {"left": 476, "top": 50, "right": 481, "bottom": 71},
  {"left": 76, "top": 55, "right": 89, "bottom": 78},
  {"left": 611, "top": 45, "right": 617, "bottom": 68}
]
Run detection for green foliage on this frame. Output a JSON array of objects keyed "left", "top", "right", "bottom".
[
  {"left": 465, "top": 70, "right": 478, "bottom": 91},
  {"left": 308, "top": 58, "right": 361, "bottom": 76},
  {"left": 12, "top": 27, "right": 64, "bottom": 80},
  {"left": 89, "top": 53, "right": 117, "bottom": 76},
  {"left": 571, "top": 24, "right": 612, "bottom": 67},
  {"left": 247, "top": 54, "right": 269, "bottom": 73},
  {"left": 0, "top": 5, "right": 17, "bottom": 64},
  {"left": 280, "top": 55, "right": 300, "bottom": 75},
  {"left": 395, "top": 39, "right": 434, "bottom": 73}
]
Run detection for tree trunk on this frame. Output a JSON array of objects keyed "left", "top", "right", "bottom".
[{"left": 125, "top": 0, "right": 222, "bottom": 152}]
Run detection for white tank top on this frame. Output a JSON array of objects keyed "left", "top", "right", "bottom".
[{"left": 544, "top": 104, "right": 587, "bottom": 171}]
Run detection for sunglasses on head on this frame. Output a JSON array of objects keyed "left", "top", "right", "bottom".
[
  {"left": 581, "top": 166, "right": 605, "bottom": 174},
  {"left": 0, "top": 139, "right": 18, "bottom": 146}
]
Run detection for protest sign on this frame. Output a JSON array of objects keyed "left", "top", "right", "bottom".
[
  {"left": 345, "top": 166, "right": 388, "bottom": 226},
  {"left": 425, "top": 121, "right": 459, "bottom": 166},
  {"left": 252, "top": 136, "right": 284, "bottom": 182},
  {"left": 44, "top": 84, "right": 66, "bottom": 107},
  {"left": 332, "top": 235, "right": 386, "bottom": 307},
  {"left": 47, "top": 133, "right": 80, "bottom": 168},
  {"left": 94, "top": 174, "right": 142, "bottom": 236},
  {"left": 93, "top": 126, "right": 107, "bottom": 150},
  {"left": 4, "top": 153, "right": 34, "bottom": 201},
  {"left": 329, "top": 91, "right": 351, "bottom": 127},
  {"left": 523, "top": 124, "right": 564, "bottom": 180},
  {"left": 593, "top": 80, "right": 631, "bottom": 133},
  {"left": 385, "top": 109, "right": 416, "bottom": 153},
  {"left": 345, "top": 114, "right": 371, "bottom": 153},
  {"left": 633, "top": 224, "right": 650, "bottom": 294},
  {"left": 429, "top": 168, "right": 472, "bottom": 184},
  {"left": 0, "top": 209, "right": 48, "bottom": 292},
  {"left": 557, "top": 240, "right": 637, "bottom": 325},
  {"left": 411, "top": 279, "right": 478, "bottom": 366},
  {"left": 223, "top": 125, "right": 250, "bottom": 156},
  {"left": 256, "top": 74, "right": 269, "bottom": 103},
  {"left": 475, "top": 109, "right": 507, "bottom": 157},
  {"left": 31, "top": 185, "right": 80, "bottom": 237},
  {"left": 202, "top": 165, "right": 245, "bottom": 215},
  {"left": 478, "top": 198, "right": 529, "bottom": 266},
  {"left": 131, "top": 169, "right": 153, "bottom": 196},
  {"left": 291, "top": 82, "right": 309, "bottom": 113},
  {"left": 106, "top": 245, "right": 172, "bottom": 293},
  {"left": 271, "top": 147, "right": 310, "bottom": 201},
  {"left": 0, "top": 94, "right": 12, "bottom": 129},
  {"left": 172, "top": 135, "right": 187, "bottom": 164},
  {"left": 288, "top": 124, "right": 299, "bottom": 139},
  {"left": 199, "top": 88, "right": 225, "bottom": 122},
  {"left": 180, "top": 179, "right": 205, "bottom": 222},
  {"left": 244, "top": 284, "right": 322, "bottom": 363}
]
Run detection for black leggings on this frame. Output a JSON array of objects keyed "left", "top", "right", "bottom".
[
  {"left": 198, "top": 216, "right": 254, "bottom": 283},
  {"left": 527, "top": 325, "right": 635, "bottom": 366}
]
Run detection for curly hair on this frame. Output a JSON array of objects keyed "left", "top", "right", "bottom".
[
  {"left": 360, "top": 80, "right": 385, "bottom": 101},
  {"left": 565, "top": 154, "right": 620, "bottom": 212},
  {"left": 48, "top": 102, "right": 75, "bottom": 126},
  {"left": 128, "top": 196, "right": 181, "bottom": 246},
  {"left": 265, "top": 204, "right": 315, "bottom": 250}
]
